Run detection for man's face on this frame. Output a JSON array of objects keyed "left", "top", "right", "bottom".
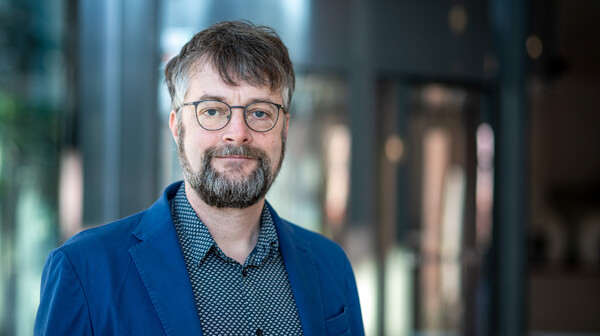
[{"left": 169, "top": 63, "right": 289, "bottom": 208}]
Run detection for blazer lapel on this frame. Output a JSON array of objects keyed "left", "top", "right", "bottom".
[
  {"left": 129, "top": 183, "right": 203, "bottom": 336},
  {"left": 269, "top": 204, "right": 325, "bottom": 336}
]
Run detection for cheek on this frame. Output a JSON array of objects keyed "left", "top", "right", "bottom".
[
  {"left": 180, "top": 127, "right": 209, "bottom": 166},
  {"left": 269, "top": 137, "right": 284, "bottom": 163}
]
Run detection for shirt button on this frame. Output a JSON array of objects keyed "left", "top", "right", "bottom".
[
  {"left": 242, "top": 269, "right": 248, "bottom": 277},
  {"left": 256, "top": 329, "right": 263, "bottom": 336}
]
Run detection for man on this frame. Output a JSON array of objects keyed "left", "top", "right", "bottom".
[{"left": 35, "top": 21, "right": 364, "bottom": 335}]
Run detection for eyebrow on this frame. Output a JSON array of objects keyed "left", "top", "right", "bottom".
[
  {"left": 193, "top": 94, "right": 280, "bottom": 105},
  {"left": 195, "top": 94, "right": 226, "bottom": 101}
]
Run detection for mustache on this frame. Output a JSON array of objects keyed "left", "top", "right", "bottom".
[{"left": 205, "top": 144, "right": 267, "bottom": 160}]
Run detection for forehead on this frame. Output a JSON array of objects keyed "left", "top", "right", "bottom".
[{"left": 185, "top": 61, "right": 283, "bottom": 103}]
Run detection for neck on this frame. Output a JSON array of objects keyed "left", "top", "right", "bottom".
[{"left": 184, "top": 180, "right": 264, "bottom": 264}]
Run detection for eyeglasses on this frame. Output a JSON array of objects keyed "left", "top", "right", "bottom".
[{"left": 181, "top": 100, "right": 284, "bottom": 132}]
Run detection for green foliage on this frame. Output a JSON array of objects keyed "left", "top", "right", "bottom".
[{"left": 0, "top": 90, "right": 61, "bottom": 203}]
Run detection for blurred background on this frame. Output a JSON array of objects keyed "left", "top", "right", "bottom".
[{"left": 1, "top": 0, "right": 599, "bottom": 335}]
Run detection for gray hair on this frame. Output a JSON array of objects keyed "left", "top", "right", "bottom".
[{"left": 164, "top": 20, "right": 295, "bottom": 111}]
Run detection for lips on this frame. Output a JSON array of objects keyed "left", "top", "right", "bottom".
[
  {"left": 213, "top": 156, "right": 256, "bottom": 168},
  {"left": 216, "top": 155, "right": 252, "bottom": 159}
]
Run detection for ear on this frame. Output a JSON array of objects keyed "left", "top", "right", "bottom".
[
  {"left": 283, "top": 113, "right": 290, "bottom": 138},
  {"left": 169, "top": 109, "right": 179, "bottom": 143}
]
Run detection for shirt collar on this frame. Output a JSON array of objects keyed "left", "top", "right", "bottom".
[
  {"left": 245, "top": 205, "right": 279, "bottom": 267},
  {"left": 171, "top": 184, "right": 279, "bottom": 267}
]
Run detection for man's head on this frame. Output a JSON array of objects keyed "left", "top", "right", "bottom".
[{"left": 165, "top": 21, "right": 294, "bottom": 209}]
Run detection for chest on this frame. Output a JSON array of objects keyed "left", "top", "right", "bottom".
[{"left": 190, "top": 251, "right": 304, "bottom": 335}]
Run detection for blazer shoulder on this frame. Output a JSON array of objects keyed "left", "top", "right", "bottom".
[
  {"left": 59, "top": 180, "right": 180, "bottom": 256},
  {"left": 58, "top": 210, "right": 146, "bottom": 262},
  {"left": 279, "top": 219, "right": 349, "bottom": 262}
]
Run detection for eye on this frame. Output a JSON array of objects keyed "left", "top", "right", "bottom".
[
  {"left": 245, "top": 103, "right": 277, "bottom": 123},
  {"left": 198, "top": 104, "right": 228, "bottom": 117},
  {"left": 205, "top": 109, "right": 219, "bottom": 117},
  {"left": 252, "top": 110, "right": 267, "bottom": 118}
]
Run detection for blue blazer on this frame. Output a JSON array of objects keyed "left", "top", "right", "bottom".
[{"left": 35, "top": 182, "right": 364, "bottom": 335}]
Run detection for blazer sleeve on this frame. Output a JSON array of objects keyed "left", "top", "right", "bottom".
[
  {"left": 34, "top": 249, "right": 93, "bottom": 336},
  {"left": 346, "top": 256, "right": 365, "bottom": 336}
]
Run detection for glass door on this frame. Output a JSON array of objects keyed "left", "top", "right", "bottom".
[{"left": 376, "top": 81, "right": 493, "bottom": 336}]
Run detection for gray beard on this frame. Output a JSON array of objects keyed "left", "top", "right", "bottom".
[{"left": 177, "top": 120, "right": 285, "bottom": 209}]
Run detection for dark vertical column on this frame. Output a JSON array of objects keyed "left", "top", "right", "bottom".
[
  {"left": 79, "top": 0, "right": 112, "bottom": 226},
  {"left": 489, "top": 0, "right": 529, "bottom": 334},
  {"left": 64, "top": 0, "right": 79, "bottom": 149},
  {"left": 79, "top": 0, "right": 159, "bottom": 226},
  {"left": 462, "top": 94, "right": 480, "bottom": 336},
  {"left": 101, "top": 0, "right": 122, "bottom": 222},
  {"left": 119, "top": 0, "right": 160, "bottom": 216},
  {"left": 349, "top": 0, "right": 376, "bottom": 228},
  {"left": 395, "top": 83, "right": 410, "bottom": 242},
  {"left": 348, "top": 0, "right": 379, "bottom": 334}
]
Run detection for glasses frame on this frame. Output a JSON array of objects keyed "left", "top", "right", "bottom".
[{"left": 181, "top": 99, "right": 284, "bottom": 132}]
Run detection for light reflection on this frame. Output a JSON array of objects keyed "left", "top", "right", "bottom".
[
  {"left": 476, "top": 123, "right": 494, "bottom": 250},
  {"left": 526, "top": 35, "right": 543, "bottom": 59},
  {"left": 385, "top": 134, "right": 405, "bottom": 163},
  {"left": 59, "top": 149, "right": 83, "bottom": 240},
  {"left": 440, "top": 165, "right": 465, "bottom": 327},
  {"left": 282, "top": 0, "right": 310, "bottom": 61},
  {"left": 161, "top": 27, "right": 195, "bottom": 64},
  {"left": 448, "top": 5, "right": 468, "bottom": 34},
  {"left": 324, "top": 125, "right": 351, "bottom": 227},
  {"left": 423, "top": 85, "right": 447, "bottom": 109},
  {"left": 16, "top": 176, "right": 53, "bottom": 336},
  {"left": 354, "top": 257, "right": 377, "bottom": 336},
  {"left": 421, "top": 127, "right": 450, "bottom": 329},
  {"left": 384, "top": 246, "right": 414, "bottom": 336}
]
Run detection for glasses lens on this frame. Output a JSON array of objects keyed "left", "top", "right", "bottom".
[
  {"left": 245, "top": 102, "right": 279, "bottom": 131},
  {"left": 196, "top": 101, "right": 230, "bottom": 130}
]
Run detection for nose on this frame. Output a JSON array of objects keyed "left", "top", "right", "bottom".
[{"left": 221, "top": 108, "right": 252, "bottom": 144}]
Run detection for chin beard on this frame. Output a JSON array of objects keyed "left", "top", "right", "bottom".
[{"left": 176, "top": 120, "right": 286, "bottom": 208}]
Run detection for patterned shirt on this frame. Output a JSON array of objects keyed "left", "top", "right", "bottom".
[{"left": 170, "top": 184, "right": 304, "bottom": 336}]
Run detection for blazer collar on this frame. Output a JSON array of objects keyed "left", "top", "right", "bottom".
[
  {"left": 268, "top": 202, "right": 325, "bottom": 335},
  {"left": 130, "top": 181, "right": 203, "bottom": 336}
]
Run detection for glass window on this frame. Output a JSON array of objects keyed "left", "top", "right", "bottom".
[{"left": 0, "top": 1, "right": 68, "bottom": 334}]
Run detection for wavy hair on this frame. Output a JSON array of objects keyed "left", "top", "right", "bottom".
[{"left": 164, "top": 20, "right": 295, "bottom": 111}]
